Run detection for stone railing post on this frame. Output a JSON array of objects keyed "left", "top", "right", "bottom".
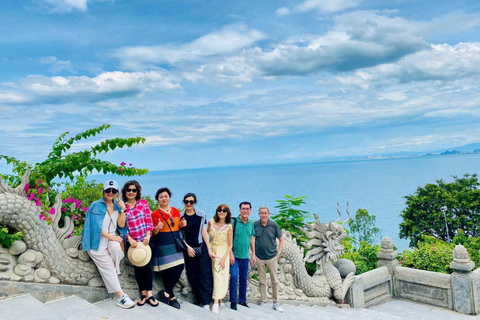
[
  {"left": 450, "top": 244, "right": 479, "bottom": 315},
  {"left": 377, "top": 237, "right": 398, "bottom": 275}
]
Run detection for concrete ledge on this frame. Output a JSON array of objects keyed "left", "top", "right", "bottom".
[{"left": 0, "top": 280, "right": 119, "bottom": 303}]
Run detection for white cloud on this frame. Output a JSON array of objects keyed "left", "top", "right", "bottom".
[
  {"left": 39, "top": 56, "right": 77, "bottom": 74},
  {"left": 378, "top": 91, "right": 407, "bottom": 102},
  {"left": 190, "top": 11, "right": 432, "bottom": 84},
  {"left": 34, "top": 0, "right": 111, "bottom": 13},
  {"left": 275, "top": 7, "right": 290, "bottom": 17},
  {"left": 295, "top": 0, "right": 363, "bottom": 14},
  {"left": 0, "top": 91, "right": 30, "bottom": 104},
  {"left": 114, "top": 24, "right": 266, "bottom": 69},
  {"left": 21, "top": 70, "right": 180, "bottom": 102},
  {"left": 337, "top": 42, "right": 480, "bottom": 88}
]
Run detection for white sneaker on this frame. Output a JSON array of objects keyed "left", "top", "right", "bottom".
[
  {"left": 117, "top": 294, "right": 135, "bottom": 309},
  {"left": 203, "top": 304, "right": 210, "bottom": 311},
  {"left": 259, "top": 301, "right": 266, "bottom": 307},
  {"left": 212, "top": 303, "right": 220, "bottom": 314},
  {"left": 273, "top": 302, "right": 283, "bottom": 313}
]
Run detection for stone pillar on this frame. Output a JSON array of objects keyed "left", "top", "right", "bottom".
[
  {"left": 346, "top": 276, "right": 364, "bottom": 309},
  {"left": 450, "top": 244, "right": 479, "bottom": 315},
  {"left": 377, "top": 237, "right": 399, "bottom": 275}
]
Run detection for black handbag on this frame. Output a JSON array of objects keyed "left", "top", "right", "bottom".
[
  {"left": 175, "top": 238, "right": 188, "bottom": 252},
  {"left": 192, "top": 246, "right": 202, "bottom": 256},
  {"left": 160, "top": 211, "right": 187, "bottom": 252}
]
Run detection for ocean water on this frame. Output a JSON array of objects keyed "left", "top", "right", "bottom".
[{"left": 98, "top": 154, "right": 480, "bottom": 252}]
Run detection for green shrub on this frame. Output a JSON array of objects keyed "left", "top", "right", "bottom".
[
  {"left": 400, "top": 235, "right": 454, "bottom": 273},
  {"left": 452, "top": 230, "right": 480, "bottom": 267},
  {"left": 272, "top": 195, "right": 310, "bottom": 245},
  {"left": 341, "top": 239, "right": 381, "bottom": 274},
  {"left": 348, "top": 208, "right": 381, "bottom": 244},
  {"left": 0, "top": 226, "right": 23, "bottom": 248},
  {"left": 61, "top": 177, "right": 103, "bottom": 235}
]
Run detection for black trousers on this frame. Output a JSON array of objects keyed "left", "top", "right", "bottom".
[
  {"left": 127, "top": 241, "right": 154, "bottom": 293},
  {"left": 184, "top": 242, "right": 213, "bottom": 306},
  {"left": 163, "top": 263, "right": 184, "bottom": 296},
  {"left": 134, "top": 261, "right": 153, "bottom": 292}
]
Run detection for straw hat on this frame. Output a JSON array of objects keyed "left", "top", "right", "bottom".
[{"left": 127, "top": 242, "right": 152, "bottom": 267}]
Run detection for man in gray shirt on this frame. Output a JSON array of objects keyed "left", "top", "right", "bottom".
[{"left": 254, "top": 205, "right": 284, "bottom": 312}]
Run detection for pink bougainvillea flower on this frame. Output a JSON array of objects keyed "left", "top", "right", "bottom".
[
  {"left": 38, "top": 180, "right": 43, "bottom": 185},
  {"left": 38, "top": 187, "right": 44, "bottom": 194},
  {"left": 119, "top": 167, "right": 123, "bottom": 172},
  {"left": 49, "top": 208, "right": 55, "bottom": 215},
  {"left": 120, "top": 161, "right": 126, "bottom": 166},
  {"left": 39, "top": 214, "right": 44, "bottom": 220},
  {"left": 61, "top": 207, "right": 67, "bottom": 213},
  {"left": 24, "top": 183, "right": 30, "bottom": 193},
  {"left": 129, "top": 163, "right": 132, "bottom": 166},
  {"left": 81, "top": 207, "right": 88, "bottom": 212},
  {"left": 28, "top": 193, "right": 35, "bottom": 201}
]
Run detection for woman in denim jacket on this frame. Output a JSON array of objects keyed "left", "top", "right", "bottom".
[{"left": 82, "top": 179, "right": 135, "bottom": 309}]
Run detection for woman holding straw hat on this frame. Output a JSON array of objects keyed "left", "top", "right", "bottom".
[{"left": 122, "top": 180, "right": 158, "bottom": 307}]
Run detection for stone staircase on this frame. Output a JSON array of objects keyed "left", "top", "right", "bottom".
[{"left": 1, "top": 294, "right": 479, "bottom": 320}]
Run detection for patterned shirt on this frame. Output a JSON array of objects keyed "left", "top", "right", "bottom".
[{"left": 126, "top": 199, "right": 153, "bottom": 242}]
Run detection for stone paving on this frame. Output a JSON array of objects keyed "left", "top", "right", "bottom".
[{"left": 2, "top": 294, "right": 480, "bottom": 320}]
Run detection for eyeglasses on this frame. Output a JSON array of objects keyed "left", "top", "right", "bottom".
[
  {"left": 126, "top": 188, "right": 137, "bottom": 193},
  {"left": 105, "top": 188, "right": 118, "bottom": 194},
  {"left": 184, "top": 200, "right": 195, "bottom": 205},
  {"left": 217, "top": 209, "right": 228, "bottom": 213}
]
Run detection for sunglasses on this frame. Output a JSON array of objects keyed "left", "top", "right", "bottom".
[
  {"left": 126, "top": 188, "right": 137, "bottom": 193},
  {"left": 184, "top": 200, "right": 195, "bottom": 205},
  {"left": 217, "top": 208, "right": 228, "bottom": 213},
  {"left": 168, "top": 217, "right": 175, "bottom": 227},
  {"left": 105, "top": 188, "right": 118, "bottom": 194}
]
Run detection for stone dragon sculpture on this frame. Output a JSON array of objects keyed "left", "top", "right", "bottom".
[
  {"left": 0, "top": 168, "right": 99, "bottom": 284},
  {"left": 1, "top": 169, "right": 355, "bottom": 304},
  {"left": 303, "top": 203, "right": 355, "bottom": 302}
]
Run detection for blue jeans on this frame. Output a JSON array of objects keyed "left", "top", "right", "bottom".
[{"left": 229, "top": 258, "right": 249, "bottom": 303}]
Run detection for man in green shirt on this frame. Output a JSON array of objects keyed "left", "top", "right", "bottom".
[{"left": 229, "top": 201, "right": 256, "bottom": 310}]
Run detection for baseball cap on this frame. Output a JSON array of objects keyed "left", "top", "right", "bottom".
[{"left": 104, "top": 180, "right": 119, "bottom": 190}]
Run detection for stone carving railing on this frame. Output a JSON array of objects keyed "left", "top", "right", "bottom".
[{"left": 348, "top": 237, "right": 480, "bottom": 315}]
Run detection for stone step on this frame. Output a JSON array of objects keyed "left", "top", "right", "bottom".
[
  {"left": 282, "top": 304, "right": 338, "bottom": 320},
  {"left": 0, "top": 294, "right": 65, "bottom": 320},
  {"left": 372, "top": 299, "right": 479, "bottom": 320},
  {"left": 324, "top": 305, "right": 403, "bottom": 320},
  {"left": 176, "top": 300, "right": 222, "bottom": 320},
  {"left": 95, "top": 298, "right": 158, "bottom": 320},
  {"left": 45, "top": 295, "right": 114, "bottom": 320},
  {"left": 230, "top": 303, "right": 278, "bottom": 320},
  {"left": 212, "top": 302, "right": 256, "bottom": 320},
  {"left": 248, "top": 303, "right": 287, "bottom": 318}
]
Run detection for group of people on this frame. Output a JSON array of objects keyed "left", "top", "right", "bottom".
[{"left": 81, "top": 179, "right": 284, "bottom": 313}]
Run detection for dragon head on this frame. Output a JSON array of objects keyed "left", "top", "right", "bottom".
[{"left": 303, "top": 202, "right": 350, "bottom": 264}]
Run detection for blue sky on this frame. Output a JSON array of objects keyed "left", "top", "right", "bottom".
[{"left": 1, "top": 0, "right": 480, "bottom": 171}]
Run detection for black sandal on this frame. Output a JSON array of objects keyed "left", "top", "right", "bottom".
[
  {"left": 158, "top": 290, "right": 169, "bottom": 305},
  {"left": 169, "top": 297, "right": 180, "bottom": 309},
  {"left": 137, "top": 295, "right": 147, "bottom": 306},
  {"left": 147, "top": 296, "right": 159, "bottom": 307}
]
